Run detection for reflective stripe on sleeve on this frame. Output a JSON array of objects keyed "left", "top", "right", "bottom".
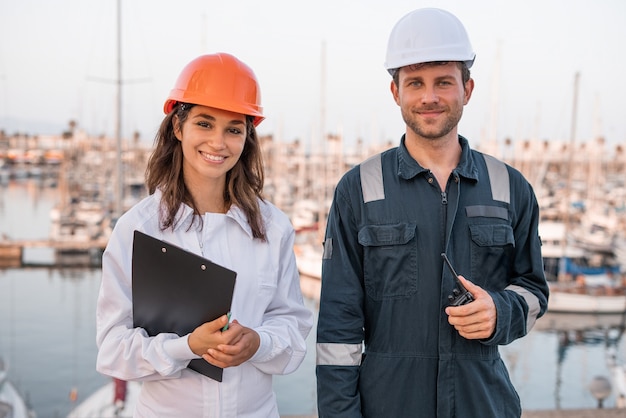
[
  {"left": 505, "top": 284, "right": 541, "bottom": 332},
  {"left": 360, "top": 153, "right": 384, "bottom": 203},
  {"left": 483, "top": 154, "right": 510, "bottom": 204},
  {"left": 316, "top": 342, "right": 363, "bottom": 366}
]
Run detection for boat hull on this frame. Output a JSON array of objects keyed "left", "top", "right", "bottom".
[{"left": 548, "top": 290, "right": 626, "bottom": 314}]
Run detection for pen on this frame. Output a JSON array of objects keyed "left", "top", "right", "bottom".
[{"left": 221, "top": 311, "right": 231, "bottom": 331}]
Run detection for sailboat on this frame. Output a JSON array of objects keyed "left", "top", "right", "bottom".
[
  {"left": 66, "top": 379, "right": 140, "bottom": 418},
  {"left": 0, "top": 356, "right": 36, "bottom": 418},
  {"left": 66, "top": 1, "right": 141, "bottom": 415},
  {"left": 543, "top": 74, "right": 626, "bottom": 314}
]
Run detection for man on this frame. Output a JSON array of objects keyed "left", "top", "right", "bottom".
[{"left": 316, "top": 8, "right": 549, "bottom": 418}]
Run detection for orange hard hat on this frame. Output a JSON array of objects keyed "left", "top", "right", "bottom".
[{"left": 163, "top": 53, "right": 264, "bottom": 126}]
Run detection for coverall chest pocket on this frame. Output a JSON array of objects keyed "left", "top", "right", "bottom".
[
  {"left": 469, "top": 224, "right": 515, "bottom": 288},
  {"left": 358, "top": 223, "right": 417, "bottom": 300}
]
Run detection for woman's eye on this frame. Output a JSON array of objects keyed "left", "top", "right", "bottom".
[
  {"left": 197, "top": 121, "right": 211, "bottom": 128},
  {"left": 229, "top": 128, "right": 243, "bottom": 135}
]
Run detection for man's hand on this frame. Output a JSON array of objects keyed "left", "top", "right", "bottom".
[{"left": 445, "top": 276, "right": 496, "bottom": 339}]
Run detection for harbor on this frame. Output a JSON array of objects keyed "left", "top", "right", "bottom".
[
  {"left": 4, "top": 126, "right": 626, "bottom": 259},
  {"left": 1, "top": 127, "right": 626, "bottom": 416},
  {"left": 2, "top": 0, "right": 625, "bottom": 415}
]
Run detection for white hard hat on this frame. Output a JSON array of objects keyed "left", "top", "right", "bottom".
[{"left": 384, "top": 8, "right": 476, "bottom": 75}]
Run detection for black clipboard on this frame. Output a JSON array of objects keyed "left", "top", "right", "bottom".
[{"left": 131, "top": 230, "right": 237, "bottom": 382}]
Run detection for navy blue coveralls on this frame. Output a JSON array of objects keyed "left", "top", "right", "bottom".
[{"left": 316, "top": 136, "right": 549, "bottom": 418}]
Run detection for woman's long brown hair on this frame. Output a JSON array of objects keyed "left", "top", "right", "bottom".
[{"left": 145, "top": 103, "right": 267, "bottom": 240}]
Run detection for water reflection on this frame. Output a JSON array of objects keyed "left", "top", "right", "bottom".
[
  {"left": 534, "top": 312, "right": 626, "bottom": 409},
  {"left": 2, "top": 178, "right": 626, "bottom": 415}
]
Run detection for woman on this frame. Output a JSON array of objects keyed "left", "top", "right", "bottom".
[{"left": 96, "top": 53, "right": 313, "bottom": 417}]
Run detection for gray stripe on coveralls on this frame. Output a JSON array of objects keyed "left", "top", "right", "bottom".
[{"left": 360, "top": 153, "right": 384, "bottom": 204}]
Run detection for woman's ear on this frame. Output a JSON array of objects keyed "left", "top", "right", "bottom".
[{"left": 173, "top": 115, "right": 182, "bottom": 141}]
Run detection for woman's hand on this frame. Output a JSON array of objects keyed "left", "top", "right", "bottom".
[
  {"left": 202, "top": 320, "right": 260, "bottom": 368},
  {"left": 188, "top": 314, "right": 236, "bottom": 356}
]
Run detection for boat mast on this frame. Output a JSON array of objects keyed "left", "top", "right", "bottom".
[
  {"left": 318, "top": 40, "right": 327, "bottom": 244},
  {"left": 487, "top": 41, "right": 501, "bottom": 157},
  {"left": 558, "top": 72, "right": 580, "bottom": 282},
  {"left": 114, "top": 0, "right": 123, "bottom": 219}
]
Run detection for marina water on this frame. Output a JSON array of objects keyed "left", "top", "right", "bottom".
[{"left": 1, "top": 178, "right": 625, "bottom": 417}]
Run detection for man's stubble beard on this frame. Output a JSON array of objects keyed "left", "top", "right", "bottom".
[{"left": 402, "top": 105, "right": 464, "bottom": 140}]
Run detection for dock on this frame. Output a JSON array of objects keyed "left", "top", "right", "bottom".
[
  {"left": 280, "top": 410, "right": 625, "bottom": 418},
  {"left": 280, "top": 411, "right": 625, "bottom": 418},
  {"left": 0, "top": 238, "right": 107, "bottom": 268},
  {"left": 523, "top": 409, "right": 625, "bottom": 417}
]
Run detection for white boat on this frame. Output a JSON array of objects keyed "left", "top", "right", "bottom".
[
  {"left": 0, "top": 357, "right": 36, "bottom": 418},
  {"left": 294, "top": 242, "right": 322, "bottom": 300},
  {"left": 539, "top": 220, "right": 626, "bottom": 314},
  {"left": 67, "top": 379, "right": 140, "bottom": 418},
  {"left": 607, "top": 345, "right": 626, "bottom": 409},
  {"left": 294, "top": 243, "right": 322, "bottom": 280},
  {"left": 548, "top": 279, "right": 626, "bottom": 314},
  {"left": 548, "top": 290, "right": 626, "bottom": 314},
  {"left": 534, "top": 311, "right": 626, "bottom": 332}
]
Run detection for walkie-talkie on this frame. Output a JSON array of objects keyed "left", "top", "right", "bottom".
[{"left": 441, "top": 253, "right": 474, "bottom": 306}]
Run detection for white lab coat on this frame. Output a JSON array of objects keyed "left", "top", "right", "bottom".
[{"left": 96, "top": 190, "right": 313, "bottom": 417}]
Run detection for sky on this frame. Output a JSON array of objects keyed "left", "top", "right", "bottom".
[{"left": 1, "top": 0, "right": 625, "bottom": 152}]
